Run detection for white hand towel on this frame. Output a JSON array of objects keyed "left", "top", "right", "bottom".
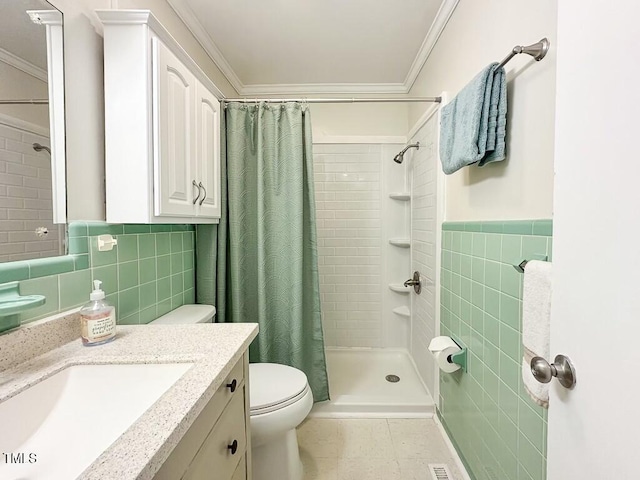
[{"left": 521, "top": 260, "right": 552, "bottom": 408}]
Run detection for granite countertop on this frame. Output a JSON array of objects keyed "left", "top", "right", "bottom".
[{"left": 0, "top": 319, "right": 258, "bottom": 480}]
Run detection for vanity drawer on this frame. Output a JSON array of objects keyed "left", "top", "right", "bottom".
[
  {"left": 182, "top": 391, "right": 247, "bottom": 480},
  {"left": 154, "top": 356, "right": 245, "bottom": 480}
]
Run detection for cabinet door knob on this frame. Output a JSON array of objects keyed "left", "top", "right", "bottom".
[
  {"left": 226, "top": 379, "right": 237, "bottom": 393},
  {"left": 192, "top": 180, "right": 201, "bottom": 205},
  {"left": 227, "top": 439, "right": 238, "bottom": 455},
  {"left": 198, "top": 182, "right": 207, "bottom": 205}
]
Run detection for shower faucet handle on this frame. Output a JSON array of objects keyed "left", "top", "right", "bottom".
[{"left": 404, "top": 271, "right": 422, "bottom": 294}]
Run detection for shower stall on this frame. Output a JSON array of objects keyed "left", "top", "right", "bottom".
[{"left": 310, "top": 108, "right": 443, "bottom": 417}]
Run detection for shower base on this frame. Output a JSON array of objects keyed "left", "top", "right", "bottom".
[{"left": 310, "top": 347, "right": 435, "bottom": 418}]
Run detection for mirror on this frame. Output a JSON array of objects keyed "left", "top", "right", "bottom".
[{"left": 0, "top": 0, "right": 66, "bottom": 263}]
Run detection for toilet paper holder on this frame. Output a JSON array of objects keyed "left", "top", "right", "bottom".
[{"left": 448, "top": 340, "right": 467, "bottom": 372}]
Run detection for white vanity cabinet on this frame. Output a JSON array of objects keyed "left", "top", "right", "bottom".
[
  {"left": 98, "top": 10, "right": 222, "bottom": 224},
  {"left": 154, "top": 354, "right": 252, "bottom": 480}
]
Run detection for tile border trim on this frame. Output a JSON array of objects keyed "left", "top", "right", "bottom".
[
  {"left": 443, "top": 219, "right": 552, "bottom": 236},
  {"left": 0, "top": 222, "right": 195, "bottom": 284}
]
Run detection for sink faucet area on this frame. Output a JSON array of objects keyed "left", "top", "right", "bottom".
[{"left": 0, "top": 363, "right": 193, "bottom": 479}]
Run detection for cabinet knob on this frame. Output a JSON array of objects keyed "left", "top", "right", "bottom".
[
  {"left": 227, "top": 439, "right": 238, "bottom": 455},
  {"left": 198, "top": 182, "right": 207, "bottom": 205},
  {"left": 226, "top": 379, "right": 237, "bottom": 393},
  {"left": 192, "top": 180, "right": 201, "bottom": 205}
]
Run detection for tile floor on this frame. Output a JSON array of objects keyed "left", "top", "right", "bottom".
[{"left": 297, "top": 418, "right": 465, "bottom": 480}]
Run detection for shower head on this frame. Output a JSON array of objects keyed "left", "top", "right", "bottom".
[
  {"left": 32, "top": 143, "right": 51, "bottom": 155},
  {"left": 393, "top": 142, "right": 420, "bottom": 164}
]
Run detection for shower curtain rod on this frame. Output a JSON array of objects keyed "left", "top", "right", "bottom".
[
  {"left": 222, "top": 97, "right": 442, "bottom": 105},
  {"left": 0, "top": 99, "right": 48, "bottom": 105}
]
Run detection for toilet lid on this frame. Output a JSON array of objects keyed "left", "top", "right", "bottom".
[{"left": 249, "top": 363, "right": 309, "bottom": 414}]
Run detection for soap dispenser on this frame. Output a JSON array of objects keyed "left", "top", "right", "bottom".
[{"left": 80, "top": 280, "right": 116, "bottom": 346}]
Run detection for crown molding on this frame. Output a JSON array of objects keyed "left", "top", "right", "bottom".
[
  {"left": 166, "top": 0, "right": 244, "bottom": 95},
  {"left": 0, "top": 112, "right": 49, "bottom": 137},
  {"left": 403, "top": 0, "right": 460, "bottom": 91},
  {"left": 240, "top": 82, "right": 409, "bottom": 96},
  {"left": 0, "top": 47, "right": 47, "bottom": 82},
  {"left": 167, "top": 0, "right": 460, "bottom": 96}
]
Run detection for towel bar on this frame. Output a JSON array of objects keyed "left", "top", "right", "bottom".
[{"left": 514, "top": 255, "right": 549, "bottom": 273}]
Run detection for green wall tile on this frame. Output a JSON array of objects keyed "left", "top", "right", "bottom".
[
  {"left": 17, "top": 276, "right": 59, "bottom": 321},
  {"left": 157, "top": 255, "right": 171, "bottom": 278},
  {"left": 119, "top": 312, "right": 140, "bottom": 325},
  {"left": 503, "top": 220, "right": 533, "bottom": 235},
  {"left": 182, "top": 231, "right": 194, "bottom": 251},
  {"left": 59, "top": 269, "right": 91, "bottom": 309},
  {"left": 156, "top": 233, "right": 170, "bottom": 255},
  {"left": 150, "top": 224, "right": 172, "bottom": 233},
  {"left": 124, "top": 224, "right": 150, "bottom": 234},
  {"left": 485, "top": 234, "right": 502, "bottom": 261},
  {"left": 7, "top": 222, "right": 195, "bottom": 329},
  {"left": 138, "top": 234, "right": 157, "bottom": 259},
  {"left": 90, "top": 238, "right": 117, "bottom": 267},
  {"left": 118, "top": 286, "right": 139, "bottom": 318},
  {"left": 139, "top": 257, "right": 157, "bottom": 284},
  {"left": 500, "top": 294, "right": 521, "bottom": 330},
  {"left": 484, "top": 261, "right": 501, "bottom": 290},
  {"left": 157, "top": 298, "right": 172, "bottom": 316},
  {"left": 93, "top": 264, "right": 118, "bottom": 295},
  {"left": 522, "top": 236, "right": 548, "bottom": 261},
  {"left": 472, "top": 233, "right": 486, "bottom": 257},
  {"left": 440, "top": 220, "right": 552, "bottom": 480},
  {"left": 86, "top": 222, "right": 123, "bottom": 236},
  {"left": 170, "top": 232, "right": 183, "bottom": 253},
  {"left": 74, "top": 254, "right": 90, "bottom": 270},
  {"left": 118, "top": 261, "right": 139, "bottom": 291},
  {"left": 157, "top": 276, "right": 171, "bottom": 302},
  {"left": 183, "top": 250, "right": 194, "bottom": 271},
  {"left": 140, "top": 281, "right": 157, "bottom": 310},
  {"left": 533, "top": 219, "right": 553, "bottom": 236},
  {"left": 68, "top": 221, "right": 87, "bottom": 237},
  {"left": 140, "top": 305, "right": 158, "bottom": 324},
  {"left": 0, "top": 261, "right": 29, "bottom": 283},
  {"left": 171, "top": 292, "right": 184, "bottom": 309},
  {"left": 117, "top": 235, "right": 138, "bottom": 263},
  {"left": 68, "top": 236, "right": 89, "bottom": 254},
  {"left": 481, "top": 221, "right": 503, "bottom": 233},
  {"left": 30, "top": 256, "right": 75, "bottom": 278},
  {"left": 171, "top": 252, "right": 183, "bottom": 275}
]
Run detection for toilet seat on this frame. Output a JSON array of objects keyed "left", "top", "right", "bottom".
[{"left": 249, "top": 363, "right": 310, "bottom": 416}]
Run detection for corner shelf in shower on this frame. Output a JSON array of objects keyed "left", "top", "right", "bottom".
[
  {"left": 388, "top": 284, "right": 411, "bottom": 294},
  {"left": 389, "top": 192, "right": 411, "bottom": 201},
  {"left": 392, "top": 306, "right": 410, "bottom": 318},
  {"left": 388, "top": 238, "right": 410, "bottom": 248}
]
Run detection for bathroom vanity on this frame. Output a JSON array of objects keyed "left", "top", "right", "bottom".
[{"left": 0, "top": 313, "right": 258, "bottom": 480}]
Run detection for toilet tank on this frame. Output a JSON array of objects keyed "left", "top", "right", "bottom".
[{"left": 150, "top": 304, "right": 216, "bottom": 325}]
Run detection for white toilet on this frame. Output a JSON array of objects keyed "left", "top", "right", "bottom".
[
  {"left": 248, "top": 362, "right": 313, "bottom": 480},
  {"left": 151, "top": 305, "right": 313, "bottom": 480}
]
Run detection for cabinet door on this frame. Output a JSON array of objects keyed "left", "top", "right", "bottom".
[
  {"left": 195, "top": 83, "right": 221, "bottom": 219},
  {"left": 153, "top": 38, "right": 197, "bottom": 217}
]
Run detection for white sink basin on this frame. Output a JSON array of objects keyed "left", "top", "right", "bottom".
[{"left": 0, "top": 363, "right": 193, "bottom": 480}]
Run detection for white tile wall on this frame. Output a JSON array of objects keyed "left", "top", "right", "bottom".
[
  {"left": 410, "top": 115, "right": 439, "bottom": 395},
  {"left": 314, "top": 144, "right": 383, "bottom": 347},
  {"left": 0, "top": 122, "right": 61, "bottom": 262}
]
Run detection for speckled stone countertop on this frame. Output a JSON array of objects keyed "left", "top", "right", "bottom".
[{"left": 0, "top": 318, "right": 258, "bottom": 480}]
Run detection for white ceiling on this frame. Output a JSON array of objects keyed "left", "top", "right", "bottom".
[{"left": 168, "top": 0, "right": 459, "bottom": 95}]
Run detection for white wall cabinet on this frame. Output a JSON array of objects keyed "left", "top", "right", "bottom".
[{"left": 98, "top": 10, "right": 223, "bottom": 224}]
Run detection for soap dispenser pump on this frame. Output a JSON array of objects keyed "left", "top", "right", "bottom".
[{"left": 80, "top": 280, "right": 116, "bottom": 346}]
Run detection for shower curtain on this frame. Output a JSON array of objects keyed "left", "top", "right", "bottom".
[{"left": 196, "top": 102, "right": 329, "bottom": 402}]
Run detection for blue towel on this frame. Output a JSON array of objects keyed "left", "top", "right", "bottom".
[{"left": 439, "top": 63, "right": 507, "bottom": 175}]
